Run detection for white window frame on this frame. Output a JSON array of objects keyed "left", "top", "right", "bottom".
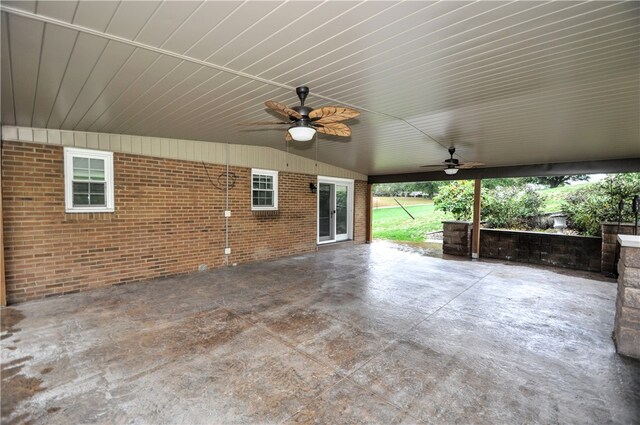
[
  {"left": 64, "top": 147, "right": 114, "bottom": 213},
  {"left": 251, "top": 168, "right": 278, "bottom": 211}
]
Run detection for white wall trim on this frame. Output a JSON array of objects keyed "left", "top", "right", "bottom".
[{"left": 2, "top": 126, "right": 367, "bottom": 181}]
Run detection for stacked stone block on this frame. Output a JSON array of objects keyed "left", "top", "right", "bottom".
[{"left": 614, "top": 236, "right": 640, "bottom": 359}]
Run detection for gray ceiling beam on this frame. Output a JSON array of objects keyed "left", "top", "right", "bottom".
[{"left": 368, "top": 158, "right": 640, "bottom": 184}]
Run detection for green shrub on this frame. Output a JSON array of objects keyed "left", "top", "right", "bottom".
[
  {"left": 434, "top": 181, "right": 544, "bottom": 227},
  {"left": 562, "top": 173, "right": 640, "bottom": 236},
  {"left": 482, "top": 186, "right": 544, "bottom": 229},
  {"left": 433, "top": 181, "right": 475, "bottom": 220}
]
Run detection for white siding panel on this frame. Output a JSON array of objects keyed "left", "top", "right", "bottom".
[
  {"left": 75, "top": 49, "right": 160, "bottom": 130},
  {"left": 31, "top": 25, "right": 78, "bottom": 128},
  {"left": 72, "top": 1, "right": 119, "bottom": 32},
  {"left": 2, "top": 127, "right": 18, "bottom": 141},
  {"left": 107, "top": 1, "right": 161, "bottom": 40},
  {"left": 74, "top": 131, "right": 86, "bottom": 148},
  {"left": 46, "top": 33, "right": 109, "bottom": 129},
  {"left": 47, "top": 129, "right": 60, "bottom": 145},
  {"left": 2, "top": 1, "right": 36, "bottom": 13},
  {"left": 61, "top": 42, "right": 136, "bottom": 129},
  {"left": 35, "top": 1, "right": 78, "bottom": 23},
  {"left": 135, "top": 1, "right": 201, "bottom": 48},
  {"left": 8, "top": 14, "right": 44, "bottom": 126},
  {"left": 60, "top": 131, "right": 73, "bottom": 146},
  {"left": 86, "top": 132, "right": 99, "bottom": 149},
  {"left": 90, "top": 55, "right": 182, "bottom": 132},
  {"left": 1, "top": 126, "right": 369, "bottom": 180},
  {"left": 162, "top": 2, "right": 239, "bottom": 54},
  {"left": 1, "top": 13, "right": 16, "bottom": 125}
]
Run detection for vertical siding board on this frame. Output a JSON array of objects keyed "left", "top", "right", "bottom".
[
  {"left": 47, "top": 129, "right": 61, "bottom": 145},
  {"left": 131, "top": 135, "right": 141, "bottom": 154},
  {"left": 0, "top": 126, "right": 366, "bottom": 180},
  {"left": 60, "top": 131, "right": 73, "bottom": 146},
  {"left": 74, "top": 131, "right": 87, "bottom": 148},
  {"left": 120, "top": 135, "right": 132, "bottom": 153},
  {"left": 86, "top": 132, "right": 99, "bottom": 149}
]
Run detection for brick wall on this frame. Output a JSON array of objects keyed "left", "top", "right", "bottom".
[
  {"left": 354, "top": 180, "right": 368, "bottom": 244},
  {"left": 1, "top": 141, "right": 366, "bottom": 303},
  {"left": 480, "top": 229, "right": 602, "bottom": 272}
]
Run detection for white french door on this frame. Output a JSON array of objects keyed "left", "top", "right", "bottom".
[{"left": 317, "top": 177, "right": 354, "bottom": 244}]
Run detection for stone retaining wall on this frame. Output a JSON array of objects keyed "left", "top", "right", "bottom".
[
  {"left": 479, "top": 229, "right": 602, "bottom": 272},
  {"left": 601, "top": 223, "right": 640, "bottom": 275}
]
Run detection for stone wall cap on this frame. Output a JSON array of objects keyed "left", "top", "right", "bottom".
[
  {"left": 441, "top": 220, "right": 473, "bottom": 224},
  {"left": 618, "top": 235, "right": 640, "bottom": 248},
  {"left": 481, "top": 228, "right": 602, "bottom": 239}
]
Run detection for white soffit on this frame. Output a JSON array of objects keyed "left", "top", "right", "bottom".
[{"left": 1, "top": 1, "right": 639, "bottom": 176}]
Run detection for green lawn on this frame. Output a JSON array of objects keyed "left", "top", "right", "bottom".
[
  {"left": 373, "top": 203, "right": 452, "bottom": 242},
  {"left": 373, "top": 182, "right": 597, "bottom": 242},
  {"left": 539, "top": 182, "right": 594, "bottom": 213}
]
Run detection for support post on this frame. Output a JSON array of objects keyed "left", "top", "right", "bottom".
[
  {"left": 0, "top": 145, "right": 5, "bottom": 306},
  {"left": 472, "top": 179, "right": 482, "bottom": 259},
  {"left": 366, "top": 183, "right": 373, "bottom": 243}
]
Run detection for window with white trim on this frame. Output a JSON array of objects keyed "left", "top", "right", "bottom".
[
  {"left": 251, "top": 169, "right": 278, "bottom": 211},
  {"left": 64, "top": 147, "right": 114, "bottom": 213}
]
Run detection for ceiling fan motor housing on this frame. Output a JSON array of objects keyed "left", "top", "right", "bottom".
[{"left": 296, "top": 86, "right": 310, "bottom": 106}]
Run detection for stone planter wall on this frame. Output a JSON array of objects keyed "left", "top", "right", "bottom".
[
  {"left": 442, "top": 221, "right": 473, "bottom": 257},
  {"left": 613, "top": 236, "right": 640, "bottom": 359},
  {"left": 479, "top": 229, "right": 602, "bottom": 272},
  {"left": 601, "top": 223, "right": 640, "bottom": 275}
]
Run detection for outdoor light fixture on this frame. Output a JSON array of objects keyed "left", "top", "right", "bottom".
[
  {"left": 444, "top": 167, "right": 459, "bottom": 175},
  {"left": 309, "top": 182, "right": 317, "bottom": 193},
  {"left": 288, "top": 121, "right": 316, "bottom": 142}
]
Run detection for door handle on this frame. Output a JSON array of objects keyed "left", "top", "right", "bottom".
[{"left": 331, "top": 210, "right": 336, "bottom": 215}]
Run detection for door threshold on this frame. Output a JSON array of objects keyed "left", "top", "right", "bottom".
[{"left": 317, "top": 240, "right": 354, "bottom": 251}]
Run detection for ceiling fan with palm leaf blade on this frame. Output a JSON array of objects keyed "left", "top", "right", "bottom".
[
  {"left": 240, "top": 86, "right": 360, "bottom": 142},
  {"left": 420, "top": 147, "right": 484, "bottom": 175}
]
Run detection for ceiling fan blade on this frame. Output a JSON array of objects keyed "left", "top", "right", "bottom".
[
  {"left": 238, "top": 121, "right": 289, "bottom": 126},
  {"left": 419, "top": 164, "right": 444, "bottom": 168},
  {"left": 316, "top": 122, "right": 351, "bottom": 137},
  {"left": 285, "top": 131, "right": 292, "bottom": 142},
  {"left": 265, "top": 100, "right": 302, "bottom": 120},
  {"left": 310, "top": 106, "right": 360, "bottom": 123},
  {"left": 458, "top": 161, "right": 485, "bottom": 169}
]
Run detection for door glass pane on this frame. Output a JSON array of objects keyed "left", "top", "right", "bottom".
[
  {"left": 319, "top": 183, "right": 331, "bottom": 239},
  {"left": 336, "top": 185, "right": 348, "bottom": 235}
]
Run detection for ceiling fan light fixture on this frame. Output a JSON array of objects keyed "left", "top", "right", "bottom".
[
  {"left": 444, "top": 167, "right": 459, "bottom": 175},
  {"left": 288, "top": 121, "right": 316, "bottom": 142}
]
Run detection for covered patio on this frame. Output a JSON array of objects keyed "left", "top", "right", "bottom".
[{"left": 2, "top": 242, "right": 638, "bottom": 424}]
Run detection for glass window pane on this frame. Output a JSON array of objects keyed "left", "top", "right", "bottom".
[
  {"left": 90, "top": 183, "right": 105, "bottom": 194},
  {"left": 73, "top": 194, "right": 90, "bottom": 205},
  {"left": 89, "top": 158, "right": 104, "bottom": 170},
  {"left": 73, "top": 182, "right": 89, "bottom": 193},
  {"left": 90, "top": 195, "right": 105, "bottom": 206},
  {"left": 73, "top": 157, "right": 89, "bottom": 169},
  {"left": 73, "top": 168, "right": 90, "bottom": 180},
  {"left": 89, "top": 169, "right": 105, "bottom": 181}
]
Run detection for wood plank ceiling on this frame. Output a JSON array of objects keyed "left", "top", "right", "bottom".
[{"left": 1, "top": 1, "right": 638, "bottom": 176}]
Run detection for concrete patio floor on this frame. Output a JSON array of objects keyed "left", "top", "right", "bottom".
[{"left": 1, "top": 241, "right": 639, "bottom": 424}]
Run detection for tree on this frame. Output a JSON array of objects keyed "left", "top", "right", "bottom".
[
  {"left": 434, "top": 181, "right": 545, "bottom": 227},
  {"left": 433, "top": 181, "right": 475, "bottom": 220},
  {"left": 562, "top": 173, "right": 640, "bottom": 235},
  {"left": 523, "top": 175, "right": 589, "bottom": 188}
]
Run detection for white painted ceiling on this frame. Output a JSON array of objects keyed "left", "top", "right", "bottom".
[{"left": 1, "top": 1, "right": 639, "bottom": 176}]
